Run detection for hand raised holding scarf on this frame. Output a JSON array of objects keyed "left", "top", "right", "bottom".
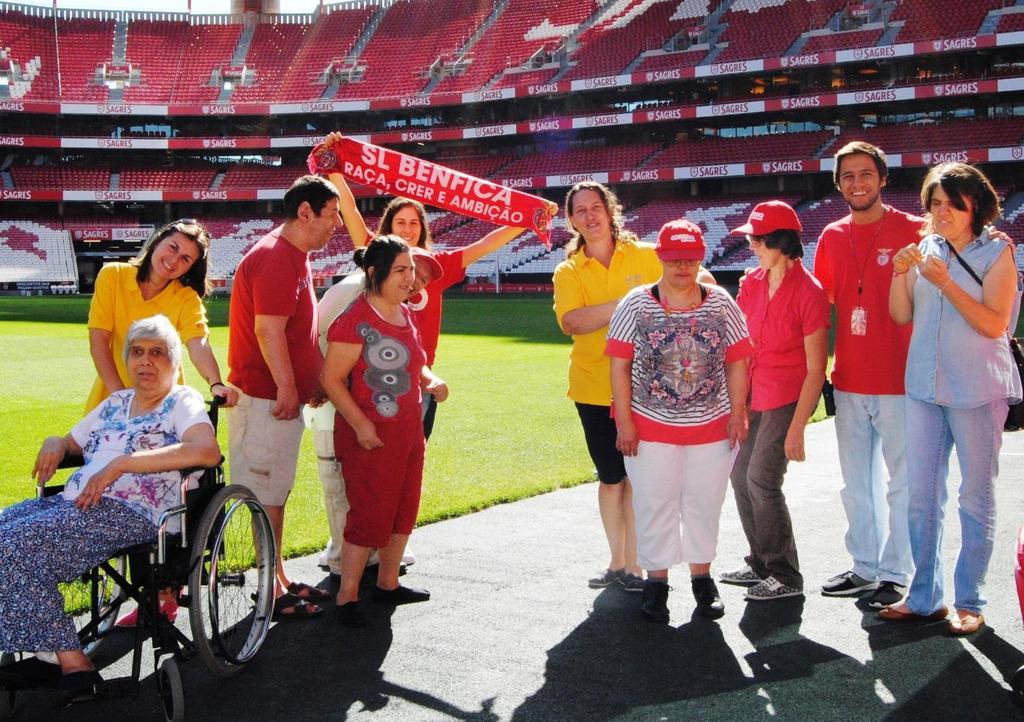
[{"left": 308, "top": 135, "right": 558, "bottom": 247}]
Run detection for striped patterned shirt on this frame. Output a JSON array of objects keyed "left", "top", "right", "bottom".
[{"left": 606, "top": 284, "right": 751, "bottom": 444}]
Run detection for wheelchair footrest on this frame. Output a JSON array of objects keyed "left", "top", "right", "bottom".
[{"left": 59, "top": 676, "right": 138, "bottom": 707}]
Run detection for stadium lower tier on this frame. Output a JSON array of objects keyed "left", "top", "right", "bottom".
[{"left": 5, "top": 189, "right": 1024, "bottom": 291}]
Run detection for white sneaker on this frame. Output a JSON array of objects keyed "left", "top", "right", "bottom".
[{"left": 745, "top": 576, "right": 804, "bottom": 601}]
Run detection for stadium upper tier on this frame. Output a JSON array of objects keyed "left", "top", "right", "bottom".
[{"left": 0, "top": 0, "right": 1017, "bottom": 106}]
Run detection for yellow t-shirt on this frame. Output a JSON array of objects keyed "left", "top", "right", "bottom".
[
  {"left": 84, "top": 263, "right": 208, "bottom": 413},
  {"left": 552, "top": 239, "right": 663, "bottom": 406}
]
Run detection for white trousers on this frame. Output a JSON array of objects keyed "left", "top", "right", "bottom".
[
  {"left": 625, "top": 439, "right": 733, "bottom": 571},
  {"left": 314, "top": 429, "right": 349, "bottom": 576}
]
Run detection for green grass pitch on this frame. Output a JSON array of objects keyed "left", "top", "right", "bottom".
[{"left": 0, "top": 294, "right": 594, "bottom": 559}]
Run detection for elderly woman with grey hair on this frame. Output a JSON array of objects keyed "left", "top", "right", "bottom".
[{"left": 0, "top": 314, "right": 220, "bottom": 695}]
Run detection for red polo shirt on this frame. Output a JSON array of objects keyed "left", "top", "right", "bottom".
[
  {"left": 813, "top": 207, "right": 924, "bottom": 394},
  {"left": 737, "top": 261, "right": 829, "bottom": 411}
]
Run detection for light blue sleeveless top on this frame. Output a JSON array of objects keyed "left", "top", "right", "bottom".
[{"left": 905, "top": 229, "right": 1022, "bottom": 408}]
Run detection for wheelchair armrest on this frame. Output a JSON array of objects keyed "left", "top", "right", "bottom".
[
  {"left": 35, "top": 452, "right": 84, "bottom": 498},
  {"left": 58, "top": 453, "right": 85, "bottom": 469}
]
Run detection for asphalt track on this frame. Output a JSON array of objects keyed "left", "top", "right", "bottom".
[{"left": 17, "top": 419, "right": 1024, "bottom": 721}]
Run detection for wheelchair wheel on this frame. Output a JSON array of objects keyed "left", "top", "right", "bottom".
[
  {"left": 1012, "top": 664, "right": 1024, "bottom": 708},
  {"left": 187, "top": 485, "right": 276, "bottom": 678},
  {"left": 157, "top": 657, "right": 184, "bottom": 722},
  {"left": 0, "top": 653, "right": 17, "bottom": 721}
]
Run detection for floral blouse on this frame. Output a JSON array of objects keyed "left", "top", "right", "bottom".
[{"left": 63, "top": 386, "right": 212, "bottom": 527}]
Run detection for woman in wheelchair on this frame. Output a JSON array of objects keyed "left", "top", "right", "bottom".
[{"left": 0, "top": 315, "right": 220, "bottom": 695}]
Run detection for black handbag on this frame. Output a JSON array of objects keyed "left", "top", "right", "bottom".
[
  {"left": 822, "top": 379, "right": 836, "bottom": 417},
  {"left": 946, "top": 243, "right": 1024, "bottom": 431},
  {"left": 1007, "top": 337, "right": 1024, "bottom": 431}
]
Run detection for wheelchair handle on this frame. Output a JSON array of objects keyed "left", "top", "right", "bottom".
[{"left": 207, "top": 395, "right": 226, "bottom": 430}]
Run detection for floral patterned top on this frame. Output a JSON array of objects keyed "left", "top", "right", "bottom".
[
  {"left": 63, "top": 386, "right": 212, "bottom": 527},
  {"left": 606, "top": 284, "right": 752, "bottom": 445}
]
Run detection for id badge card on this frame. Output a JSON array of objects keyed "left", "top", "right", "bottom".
[{"left": 850, "top": 306, "right": 868, "bottom": 336}]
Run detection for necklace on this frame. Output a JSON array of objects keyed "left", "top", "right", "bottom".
[{"left": 657, "top": 281, "right": 704, "bottom": 312}]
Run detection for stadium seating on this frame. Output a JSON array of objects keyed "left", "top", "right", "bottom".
[
  {"left": 714, "top": 0, "right": 847, "bottom": 64},
  {"left": 889, "top": 0, "right": 1003, "bottom": 43},
  {"left": 230, "top": 22, "right": 309, "bottom": 103},
  {"left": 0, "top": 220, "right": 78, "bottom": 285},
  {"left": 0, "top": 10, "right": 58, "bottom": 100},
  {"left": 275, "top": 7, "right": 374, "bottom": 101},
  {"left": 219, "top": 164, "right": 307, "bottom": 189},
  {"left": 11, "top": 165, "right": 111, "bottom": 190},
  {"left": 491, "top": 68, "right": 558, "bottom": 89},
  {"left": 562, "top": 0, "right": 704, "bottom": 81},
  {"left": 119, "top": 166, "right": 217, "bottom": 190},
  {"left": 54, "top": 18, "right": 114, "bottom": 102},
  {"left": 997, "top": 12, "right": 1024, "bottom": 33},
  {"left": 126, "top": 20, "right": 242, "bottom": 104},
  {"left": 632, "top": 48, "right": 708, "bottom": 74},
  {"left": 826, "top": 118, "right": 1024, "bottom": 156},
  {"left": 646, "top": 130, "right": 832, "bottom": 168},
  {"left": 122, "top": 20, "right": 190, "bottom": 103},
  {"left": 432, "top": 0, "right": 597, "bottom": 94},
  {"left": 496, "top": 142, "right": 661, "bottom": 179},
  {"left": 798, "top": 29, "right": 884, "bottom": 53},
  {"left": 333, "top": 0, "right": 495, "bottom": 100}
]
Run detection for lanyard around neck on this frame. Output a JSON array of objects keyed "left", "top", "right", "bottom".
[{"left": 848, "top": 206, "right": 888, "bottom": 299}]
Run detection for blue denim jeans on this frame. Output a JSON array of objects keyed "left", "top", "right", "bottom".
[
  {"left": 904, "top": 396, "right": 1007, "bottom": 614},
  {"left": 834, "top": 391, "right": 912, "bottom": 585}
]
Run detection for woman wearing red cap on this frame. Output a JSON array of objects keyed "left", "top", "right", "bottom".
[
  {"left": 719, "top": 201, "right": 829, "bottom": 602},
  {"left": 606, "top": 219, "right": 752, "bottom": 623}
]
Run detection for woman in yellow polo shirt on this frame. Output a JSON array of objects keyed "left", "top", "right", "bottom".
[
  {"left": 85, "top": 219, "right": 237, "bottom": 413},
  {"left": 553, "top": 182, "right": 664, "bottom": 592},
  {"left": 553, "top": 181, "right": 716, "bottom": 593}
]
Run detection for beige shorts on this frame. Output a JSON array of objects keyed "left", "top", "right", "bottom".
[{"left": 227, "top": 391, "right": 305, "bottom": 506}]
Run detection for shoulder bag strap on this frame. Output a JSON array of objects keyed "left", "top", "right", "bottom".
[{"left": 945, "top": 242, "right": 984, "bottom": 286}]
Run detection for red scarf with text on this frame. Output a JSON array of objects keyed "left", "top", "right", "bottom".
[{"left": 307, "top": 137, "right": 553, "bottom": 247}]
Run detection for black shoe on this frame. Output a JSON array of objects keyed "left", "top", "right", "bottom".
[
  {"left": 0, "top": 657, "right": 62, "bottom": 690},
  {"left": 867, "top": 581, "right": 907, "bottom": 609},
  {"left": 336, "top": 601, "right": 366, "bottom": 627},
  {"left": 372, "top": 585, "right": 430, "bottom": 605},
  {"left": 57, "top": 669, "right": 103, "bottom": 704},
  {"left": 641, "top": 579, "right": 670, "bottom": 623},
  {"left": 692, "top": 576, "right": 725, "bottom": 619},
  {"left": 588, "top": 568, "right": 623, "bottom": 589},
  {"left": 360, "top": 563, "right": 408, "bottom": 585}
]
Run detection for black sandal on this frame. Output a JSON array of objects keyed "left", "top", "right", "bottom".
[{"left": 272, "top": 592, "right": 323, "bottom": 620}]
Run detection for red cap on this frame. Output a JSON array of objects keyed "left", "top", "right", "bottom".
[
  {"left": 656, "top": 219, "right": 706, "bottom": 261},
  {"left": 410, "top": 246, "right": 443, "bottom": 283},
  {"left": 731, "top": 200, "right": 802, "bottom": 236}
]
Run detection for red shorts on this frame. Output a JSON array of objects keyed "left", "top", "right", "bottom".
[{"left": 335, "top": 416, "right": 425, "bottom": 549}]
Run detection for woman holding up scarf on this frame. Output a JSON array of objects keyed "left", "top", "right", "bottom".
[{"left": 319, "top": 132, "right": 558, "bottom": 438}]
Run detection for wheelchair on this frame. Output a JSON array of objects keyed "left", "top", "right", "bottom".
[{"left": 0, "top": 401, "right": 278, "bottom": 722}]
